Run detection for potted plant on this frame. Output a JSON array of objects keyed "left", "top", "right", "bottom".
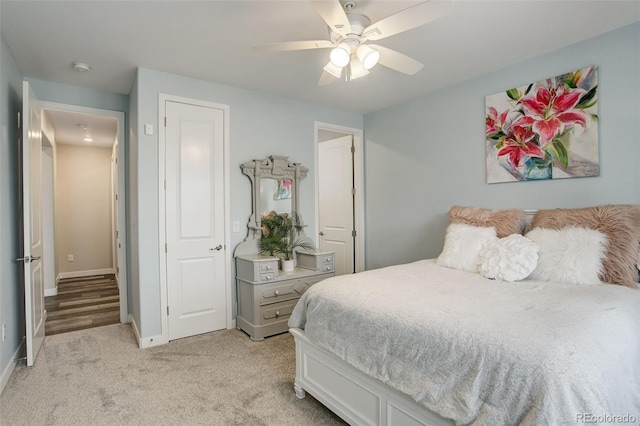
[{"left": 259, "top": 211, "right": 314, "bottom": 271}]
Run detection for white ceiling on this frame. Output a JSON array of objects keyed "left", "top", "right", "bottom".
[
  {"left": 45, "top": 109, "right": 117, "bottom": 148},
  {"left": 1, "top": 0, "right": 639, "bottom": 116}
]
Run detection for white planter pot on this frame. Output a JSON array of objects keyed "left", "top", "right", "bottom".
[{"left": 281, "top": 259, "right": 295, "bottom": 272}]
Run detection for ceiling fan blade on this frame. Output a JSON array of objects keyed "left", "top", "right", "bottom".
[
  {"left": 312, "top": 0, "right": 351, "bottom": 36},
  {"left": 319, "top": 61, "right": 343, "bottom": 86},
  {"left": 251, "top": 40, "right": 334, "bottom": 52},
  {"left": 369, "top": 44, "right": 423, "bottom": 75},
  {"left": 363, "top": 1, "right": 452, "bottom": 41},
  {"left": 318, "top": 70, "right": 338, "bottom": 86}
]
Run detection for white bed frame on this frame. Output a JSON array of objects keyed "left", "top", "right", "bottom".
[{"left": 290, "top": 328, "right": 454, "bottom": 426}]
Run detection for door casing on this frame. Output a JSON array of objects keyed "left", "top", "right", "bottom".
[
  {"left": 314, "top": 122, "right": 365, "bottom": 273},
  {"left": 39, "top": 101, "right": 128, "bottom": 324}
]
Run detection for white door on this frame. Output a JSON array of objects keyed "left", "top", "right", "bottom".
[
  {"left": 318, "top": 135, "right": 355, "bottom": 275},
  {"left": 20, "top": 81, "right": 45, "bottom": 366},
  {"left": 165, "top": 101, "right": 226, "bottom": 340}
]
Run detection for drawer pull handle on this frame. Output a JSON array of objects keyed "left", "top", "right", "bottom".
[
  {"left": 325, "top": 267, "right": 331, "bottom": 271},
  {"left": 274, "top": 290, "right": 280, "bottom": 296},
  {"left": 325, "top": 258, "right": 331, "bottom": 262},
  {"left": 265, "top": 265, "right": 271, "bottom": 270},
  {"left": 265, "top": 276, "right": 271, "bottom": 281},
  {"left": 275, "top": 311, "right": 280, "bottom": 318}
]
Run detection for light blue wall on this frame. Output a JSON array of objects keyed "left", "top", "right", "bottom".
[
  {"left": 0, "top": 35, "right": 24, "bottom": 390},
  {"left": 25, "top": 78, "right": 128, "bottom": 113},
  {"left": 131, "top": 68, "right": 363, "bottom": 338},
  {"left": 363, "top": 23, "right": 640, "bottom": 270}
]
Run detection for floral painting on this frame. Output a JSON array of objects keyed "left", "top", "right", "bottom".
[
  {"left": 485, "top": 66, "right": 599, "bottom": 183},
  {"left": 273, "top": 178, "right": 292, "bottom": 200}
]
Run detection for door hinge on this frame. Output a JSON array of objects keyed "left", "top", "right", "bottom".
[
  {"left": 164, "top": 117, "right": 167, "bottom": 127},
  {"left": 17, "top": 112, "right": 21, "bottom": 128},
  {"left": 350, "top": 145, "right": 355, "bottom": 154},
  {"left": 165, "top": 243, "right": 167, "bottom": 253},
  {"left": 352, "top": 230, "right": 357, "bottom": 237},
  {"left": 167, "top": 306, "right": 169, "bottom": 316},
  {"left": 116, "top": 230, "right": 119, "bottom": 238},
  {"left": 115, "top": 194, "right": 118, "bottom": 201},
  {"left": 117, "top": 266, "right": 119, "bottom": 273},
  {"left": 164, "top": 180, "right": 166, "bottom": 190},
  {"left": 351, "top": 188, "right": 356, "bottom": 196}
]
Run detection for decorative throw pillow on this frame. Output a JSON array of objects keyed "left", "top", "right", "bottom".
[
  {"left": 437, "top": 223, "right": 497, "bottom": 272},
  {"left": 448, "top": 206, "right": 525, "bottom": 238},
  {"left": 477, "top": 234, "right": 539, "bottom": 282},
  {"left": 531, "top": 205, "right": 640, "bottom": 287},
  {"left": 525, "top": 226, "right": 608, "bottom": 285}
]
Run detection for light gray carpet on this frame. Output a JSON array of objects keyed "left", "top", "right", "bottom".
[{"left": 0, "top": 324, "right": 345, "bottom": 426}]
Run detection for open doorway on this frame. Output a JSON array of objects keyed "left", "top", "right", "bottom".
[
  {"left": 39, "top": 102, "right": 127, "bottom": 334},
  {"left": 314, "top": 122, "right": 365, "bottom": 275}
]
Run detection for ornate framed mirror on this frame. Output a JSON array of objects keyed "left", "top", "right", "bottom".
[{"left": 235, "top": 155, "right": 308, "bottom": 256}]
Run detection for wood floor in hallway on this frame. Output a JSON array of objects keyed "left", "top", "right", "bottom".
[{"left": 45, "top": 274, "right": 120, "bottom": 335}]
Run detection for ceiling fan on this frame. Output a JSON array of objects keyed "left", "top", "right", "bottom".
[{"left": 251, "top": 0, "right": 452, "bottom": 85}]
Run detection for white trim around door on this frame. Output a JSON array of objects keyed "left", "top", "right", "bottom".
[
  {"left": 158, "top": 94, "right": 232, "bottom": 345},
  {"left": 39, "top": 101, "right": 129, "bottom": 324},
  {"left": 314, "top": 122, "right": 365, "bottom": 273}
]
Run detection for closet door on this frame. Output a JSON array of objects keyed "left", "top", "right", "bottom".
[{"left": 165, "top": 101, "right": 226, "bottom": 340}]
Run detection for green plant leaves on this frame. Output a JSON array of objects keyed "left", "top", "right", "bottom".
[
  {"left": 505, "top": 88, "right": 519, "bottom": 100},
  {"left": 257, "top": 212, "right": 314, "bottom": 260},
  {"left": 549, "top": 139, "right": 569, "bottom": 167},
  {"left": 576, "top": 86, "right": 598, "bottom": 109}
]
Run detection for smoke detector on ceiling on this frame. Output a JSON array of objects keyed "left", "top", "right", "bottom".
[{"left": 72, "top": 62, "right": 91, "bottom": 72}]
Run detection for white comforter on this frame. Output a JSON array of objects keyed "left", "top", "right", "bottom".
[{"left": 289, "top": 259, "right": 640, "bottom": 426}]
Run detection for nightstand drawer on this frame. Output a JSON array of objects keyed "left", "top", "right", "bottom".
[
  {"left": 259, "top": 262, "right": 277, "bottom": 273},
  {"left": 236, "top": 255, "right": 279, "bottom": 282},
  {"left": 261, "top": 300, "right": 297, "bottom": 324},
  {"left": 261, "top": 282, "right": 297, "bottom": 304},
  {"left": 259, "top": 272, "right": 276, "bottom": 282},
  {"left": 297, "top": 252, "right": 334, "bottom": 272}
]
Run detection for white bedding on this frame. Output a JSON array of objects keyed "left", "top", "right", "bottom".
[{"left": 288, "top": 259, "right": 640, "bottom": 425}]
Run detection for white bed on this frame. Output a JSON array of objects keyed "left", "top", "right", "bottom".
[{"left": 288, "top": 259, "right": 640, "bottom": 426}]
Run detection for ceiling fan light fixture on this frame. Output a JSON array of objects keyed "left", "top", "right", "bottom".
[
  {"left": 329, "top": 43, "right": 351, "bottom": 68},
  {"left": 349, "top": 57, "right": 369, "bottom": 80},
  {"left": 356, "top": 45, "right": 380, "bottom": 70}
]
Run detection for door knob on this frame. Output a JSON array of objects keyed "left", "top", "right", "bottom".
[
  {"left": 211, "top": 245, "right": 223, "bottom": 251},
  {"left": 319, "top": 231, "right": 325, "bottom": 236},
  {"left": 16, "top": 255, "right": 40, "bottom": 263}
]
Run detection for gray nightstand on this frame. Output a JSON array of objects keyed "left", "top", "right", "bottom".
[{"left": 235, "top": 253, "right": 334, "bottom": 340}]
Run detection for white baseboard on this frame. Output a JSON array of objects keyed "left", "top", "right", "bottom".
[
  {"left": 44, "top": 288, "right": 57, "bottom": 297},
  {"left": 57, "top": 268, "right": 116, "bottom": 280},
  {"left": 0, "top": 340, "right": 24, "bottom": 396},
  {"left": 130, "top": 315, "right": 167, "bottom": 349}
]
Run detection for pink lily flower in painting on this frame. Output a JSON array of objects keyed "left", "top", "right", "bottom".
[
  {"left": 486, "top": 107, "right": 509, "bottom": 136},
  {"left": 498, "top": 125, "right": 545, "bottom": 169},
  {"left": 515, "top": 85, "right": 587, "bottom": 146}
]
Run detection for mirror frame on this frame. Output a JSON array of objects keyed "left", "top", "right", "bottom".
[{"left": 241, "top": 155, "right": 308, "bottom": 233}]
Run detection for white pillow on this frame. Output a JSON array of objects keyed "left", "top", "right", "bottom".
[
  {"left": 437, "top": 223, "right": 497, "bottom": 272},
  {"left": 525, "top": 226, "right": 608, "bottom": 285},
  {"left": 477, "top": 234, "right": 539, "bottom": 282}
]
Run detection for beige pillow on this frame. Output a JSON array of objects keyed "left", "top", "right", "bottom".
[
  {"left": 531, "top": 205, "right": 640, "bottom": 287},
  {"left": 448, "top": 206, "right": 525, "bottom": 238}
]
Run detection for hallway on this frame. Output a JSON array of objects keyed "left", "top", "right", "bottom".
[{"left": 45, "top": 275, "right": 120, "bottom": 335}]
